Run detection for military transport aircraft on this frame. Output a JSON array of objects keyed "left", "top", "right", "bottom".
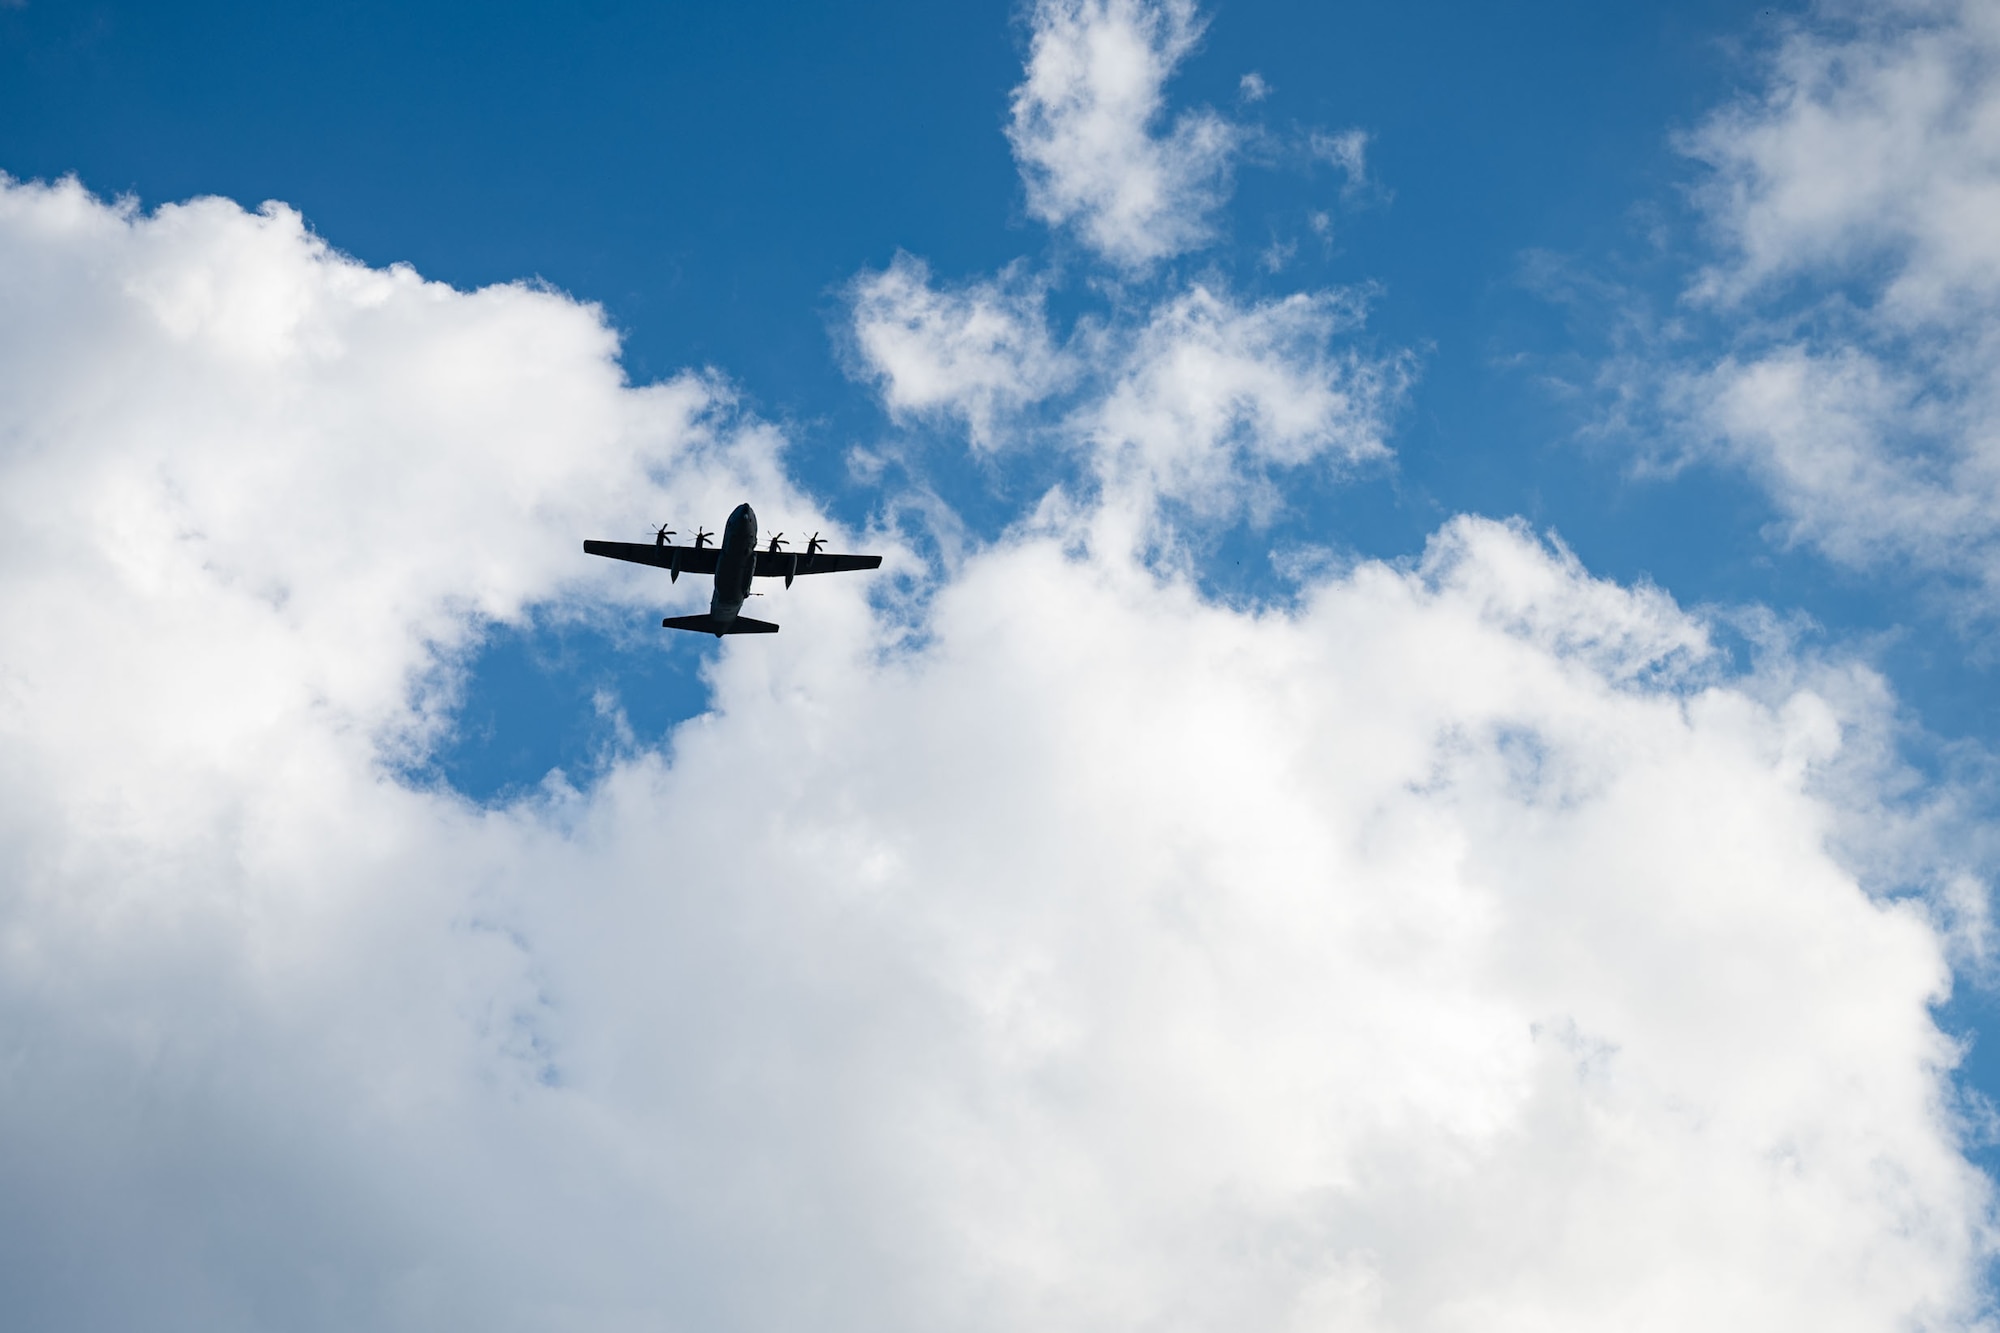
[{"left": 584, "top": 502, "right": 881, "bottom": 636}]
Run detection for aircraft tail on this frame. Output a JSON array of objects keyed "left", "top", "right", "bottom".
[{"left": 661, "top": 613, "right": 779, "bottom": 637}]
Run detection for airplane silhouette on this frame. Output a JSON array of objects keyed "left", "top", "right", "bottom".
[{"left": 584, "top": 502, "right": 880, "bottom": 636}]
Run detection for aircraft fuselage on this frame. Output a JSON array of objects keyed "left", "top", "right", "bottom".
[
  {"left": 709, "top": 502, "right": 759, "bottom": 624},
  {"left": 583, "top": 501, "right": 880, "bottom": 637}
]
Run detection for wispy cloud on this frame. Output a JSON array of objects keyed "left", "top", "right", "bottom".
[
  {"left": 847, "top": 253, "right": 1074, "bottom": 449},
  {"left": 1308, "top": 126, "right": 1370, "bottom": 194},
  {"left": 1077, "top": 282, "right": 1405, "bottom": 511},
  {"left": 1664, "top": 0, "right": 2000, "bottom": 609},
  {"left": 1007, "top": 0, "right": 1236, "bottom": 268},
  {"left": 848, "top": 258, "right": 1409, "bottom": 526}
]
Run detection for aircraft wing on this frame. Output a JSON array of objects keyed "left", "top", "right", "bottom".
[
  {"left": 583, "top": 540, "right": 722, "bottom": 576},
  {"left": 752, "top": 550, "right": 883, "bottom": 578}
]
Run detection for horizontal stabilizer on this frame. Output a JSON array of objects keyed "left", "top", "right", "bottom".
[{"left": 662, "top": 613, "right": 779, "bottom": 637}]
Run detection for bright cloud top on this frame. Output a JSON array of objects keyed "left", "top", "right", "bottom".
[
  {"left": 1008, "top": 0, "right": 1235, "bottom": 267},
  {"left": 879, "top": 0, "right": 1395, "bottom": 529},
  {"left": 1686, "top": 0, "right": 2000, "bottom": 316},
  {"left": 1081, "top": 283, "right": 1404, "bottom": 508},
  {"left": 849, "top": 252, "right": 1408, "bottom": 521},
  {"left": 0, "top": 176, "right": 800, "bottom": 755},
  {"left": 847, "top": 253, "right": 1074, "bottom": 449},
  {"left": 1674, "top": 0, "right": 2000, "bottom": 602},
  {"left": 0, "top": 162, "right": 1995, "bottom": 1333}
]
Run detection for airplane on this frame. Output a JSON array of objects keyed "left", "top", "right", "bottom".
[{"left": 583, "top": 502, "right": 881, "bottom": 636}]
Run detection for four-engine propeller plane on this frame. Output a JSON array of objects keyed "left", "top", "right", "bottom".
[{"left": 584, "top": 502, "right": 881, "bottom": 637}]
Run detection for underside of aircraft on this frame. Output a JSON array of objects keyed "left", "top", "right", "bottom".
[{"left": 584, "top": 502, "right": 881, "bottom": 637}]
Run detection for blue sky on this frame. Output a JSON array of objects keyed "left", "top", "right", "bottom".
[
  {"left": 9, "top": 0, "right": 1929, "bottom": 770},
  {"left": 4, "top": 0, "right": 1999, "bottom": 1326}
]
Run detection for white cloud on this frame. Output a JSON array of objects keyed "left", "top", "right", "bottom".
[
  {"left": 1685, "top": 0, "right": 2000, "bottom": 320},
  {"left": 1309, "top": 127, "right": 1371, "bottom": 193},
  {"left": 1007, "top": 0, "right": 1236, "bottom": 267},
  {"left": 0, "top": 178, "right": 816, "bottom": 765},
  {"left": 1079, "top": 283, "right": 1407, "bottom": 513},
  {"left": 1671, "top": 0, "right": 2000, "bottom": 603},
  {"left": 847, "top": 253, "right": 1073, "bottom": 448},
  {"left": 1676, "top": 343, "right": 2000, "bottom": 580},
  {"left": 860, "top": 0, "right": 1398, "bottom": 521},
  {"left": 845, "top": 254, "right": 1407, "bottom": 521},
  {"left": 1239, "top": 70, "right": 1270, "bottom": 103},
  {"left": 0, "top": 175, "right": 1993, "bottom": 1330}
]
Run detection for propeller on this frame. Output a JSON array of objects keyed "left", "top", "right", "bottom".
[
  {"left": 766, "top": 533, "right": 788, "bottom": 553},
  {"left": 651, "top": 523, "right": 676, "bottom": 546},
  {"left": 692, "top": 526, "right": 713, "bottom": 549},
  {"left": 805, "top": 532, "right": 826, "bottom": 556}
]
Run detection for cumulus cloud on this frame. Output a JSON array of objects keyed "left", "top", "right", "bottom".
[
  {"left": 848, "top": 259, "right": 1407, "bottom": 521},
  {"left": 847, "top": 254, "right": 1073, "bottom": 448},
  {"left": 0, "top": 174, "right": 1994, "bottom": 1331},
  {"left": 1684, "top": 0, "right": 2000, "bottom": 318},
  {"left": 0, "top": 177, "right": 817, "bottom": 764},
  {"left": 1079, "top": 283, "right": 1406, "bottom": 510},
  {"left": 1007, "top": 0, "right": 1236, "bottom": 267},
  {"left": 1675, "top": 344, "right": 1995, "bottom": 576},
  {"left": 1670, "top": 0, "right": 2000, "bottom": 603},
  {"left": 863, "top": 0, "right": 1400, "bottom": 528}
]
